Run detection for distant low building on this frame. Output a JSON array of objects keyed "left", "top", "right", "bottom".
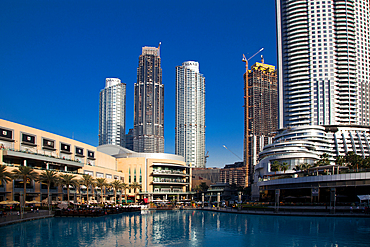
[
  {"left": 219, "top": 162, "right": 247, "bottom": 188},
  {"left": 191, "top": 167, "right": 219, "bottom": 190}
]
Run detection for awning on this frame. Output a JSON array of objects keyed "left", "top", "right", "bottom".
[{"left": 358, "top": 195, "right": 370, "bottom": 201}]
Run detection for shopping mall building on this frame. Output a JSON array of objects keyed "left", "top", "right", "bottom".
[{"left": 0, "top": 119, "right": 192, "bottom": 203}]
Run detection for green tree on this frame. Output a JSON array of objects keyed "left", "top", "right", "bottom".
[
  {"left": 130, "top": 182, "right": 141, "bottom": 203},
  {"left": 281, "top": 162, "right": 289, "bottom": 173},
  {"left": 80, "top": 174, "right": 94, "bottom": 204},
  {"left": 345, "top": 152, "right": 362, "bottom": 171},
  {"left": 315, "top": 153, "right": 331, "bottom": 167},
  {"left": 121, "top": 182, "right": 129, "bottom": 203},
  {"left": 111, "top": 180, "right": 121, "bottom": 204},
  {"left": 12, "top": 166, "right": 39, "bottom": 207},
  {"left": 270, "top": 160, "right": 281, "bottom": 174},
  {"left": 195, "top": 182, "right": 209, "bottom": 192},
  {"left": 38, "top": 170, "right": 59, "bottom": 214},
  {"left": 0, "top": 164, "right": 12, "bottom": 185},
  {"left": 59, "top": 174, "right": 77, "bottom": 203},
  {"left": 335, "top": 155, "right": 345, "bottom": 166},
  {"left": 95, "top": 178, "right": 108, "bottom": 203}
]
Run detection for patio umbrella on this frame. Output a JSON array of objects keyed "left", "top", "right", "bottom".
[
  {"left": 26, "top": 201, "right": 42, "bottom": 204},
  {"left": 0, "top": 201, "right": 20, "bottom": 205}
]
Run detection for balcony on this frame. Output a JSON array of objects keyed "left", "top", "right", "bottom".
[
  {"left": 152, "top": 169, "right": 188, "bottom": 176},
  {"left": 2, "top": 148, "right": 84, "bottom": 168},
  {"left": 152, "top": 178, "right": 188, "bottom": 185}
]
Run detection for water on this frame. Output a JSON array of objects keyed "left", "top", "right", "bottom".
[{"left": 1, "top": 210, "right": 370, "bottom": 247}]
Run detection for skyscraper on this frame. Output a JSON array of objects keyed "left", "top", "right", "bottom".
[
  {"left": 244, "top": 57, "right": 278, "bottom": 186},
  {"left": 99, "top": 78, "right": 126, "bottom": 147},
  {"left": 254, "top": 0, "right": 370, "bottom": 175},
  {"left": 277, "top": 0, "right": 369, "bottom": 128},
  {"left": 133, "top": 44, "right": 164, "bottom": 153},
  {"left": 252, "top": 0, "right": 370, "bottom": 200},
  {"left": 175, "top": 61, "right": 206, "bottom": 168}
]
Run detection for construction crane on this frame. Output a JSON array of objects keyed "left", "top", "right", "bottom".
[
  {"left": 204, "top": 151, "right": 209, "bottom": 166},
  {"left": 242, "top": 48, "right": 264, "bottom": 168},
  {"left": 223, "top": 145, "right": 242, "bottom": 160}
]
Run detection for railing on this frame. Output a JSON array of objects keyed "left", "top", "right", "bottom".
[
  {"left": 153, "top": 178, "right": 186, "bottom": 183},
  {"left": 2, "top": 147, "right": 85, "bottom": 166},
  {"left": 152, "top": 170, "right": 186, "bottom": 175},
  {"left": 0, "top": 210, "right": 52, "bottom": 224}
]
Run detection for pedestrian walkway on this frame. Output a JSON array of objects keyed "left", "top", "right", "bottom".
[
  {"left": 0, "top": 210, "right": 53, "bottom": 227},
  {"left": 202, "top": 206, "right": 370, "bottom": 218}
]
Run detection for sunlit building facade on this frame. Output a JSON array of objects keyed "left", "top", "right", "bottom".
[
  {"left": 175, "top": 61, "right": 206, "bottom": 168},
  {"left": 252, "top": 0, "right": 370, "bottom": 200},
  {"left": 99, "top": 78, "right": 126, "bottom": 147}
]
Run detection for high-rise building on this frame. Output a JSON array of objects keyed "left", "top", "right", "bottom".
[
  {"left": 133, "top": 44, "right": 164, "bottom": 153},
  {"left": 243, "top": 57, "right": 278, "bottom": 186},
  {"left": 176, "top": 61, "right": 206, "bottom": 168},
  {"left": 99, "top": 78, "right": 126, "bottom": 147},
  {"left": 125, "top": 128, "right": 134, "bottom": 151},
  {"left": 276, "top": 0, "right": 370, "bottom": 128},
  {"left": 252, "top": 0, "right": 370, "bottom": 199}
]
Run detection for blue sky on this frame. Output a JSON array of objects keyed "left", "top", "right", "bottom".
[{"left": 0, "top": 0, "right": 277, "bottom": 168}]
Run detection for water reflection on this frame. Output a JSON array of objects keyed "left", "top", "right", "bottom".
[{"left": 1, "top": 210, "right": 370, "bottom": 247}]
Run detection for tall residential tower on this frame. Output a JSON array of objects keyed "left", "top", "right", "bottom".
[
  {"left": 253, "top": 0, "right": 370, "bottom": 194},
  {"left": 252, "top": 0, "right": 370, "bottom": 201},
  {"left": 99, "top": 78, "right": 126, "bottom": 147},
  {"left": 133, "top": 44, "right": 164, "bottom": 153},
  {"left": 176, "top": 61, "right": 205, "bottom": 168}
]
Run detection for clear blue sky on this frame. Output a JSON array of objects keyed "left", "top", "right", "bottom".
[{"left": 0, "top": 0, "right": 277, "bottom": 168}]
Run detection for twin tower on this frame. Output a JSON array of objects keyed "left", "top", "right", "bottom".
[{"left": 99, "top": 45, "right": 206, "bottom": 168}]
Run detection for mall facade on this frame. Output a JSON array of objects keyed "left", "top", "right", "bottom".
[{"left": 0, "top": 119, "right": 192, "bottom": 203}]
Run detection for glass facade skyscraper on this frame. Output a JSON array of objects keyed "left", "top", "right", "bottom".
[
  {"left": 99, "top": 78, "right": 126, "bottom": 147},
  {"left": 175, "top": 61, "right": 205, "bottom": 168}
]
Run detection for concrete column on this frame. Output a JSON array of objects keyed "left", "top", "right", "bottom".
[{"left": 23, "top": 160, "right": 27, "bottom": 166}]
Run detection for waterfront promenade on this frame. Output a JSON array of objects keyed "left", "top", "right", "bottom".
[
  {"left": 202, "top": 205, "right": 370, "bottom": 218},
  {"left": 0, "top": 210, "right": 53, "bottom": 227}
]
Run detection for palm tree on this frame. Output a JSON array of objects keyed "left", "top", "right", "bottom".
[
  {"left": 293, "top": 164, "right": 302, "bottom": 172},
  {"left": 38, "top": 170, "right": 59, "bottom": 214},
  {"left": 130, "top": 182, "right": 142, "bottom": 203},
  {"left": 91, "top": 180, "right": 96, "bottom": 203},
  {"left": 271, "top": 160, "right": 281, "bottom": 174},
  {"left": 121, "top": 182, "right": 129, "bottom": 203},
  {"left": 281, "top": 162, "right": 289, "bottom": 173},
  {"left": 59, "top": 174, "right": 77, "bottom": 203},
  {"left": 0, "top": 164, "right": 12, "bottom": 186},
  {"left": 95, "top": 178, "right": 108, "bottom": 203},
  {"left": 12, "top": 166, "right": 39, "bottom": 207},
  {"left": 315, "top": 153, "right": 331, "bottom": 167},
  {"left": 80, "top": 174, "right": 94, "bottom": 204},
  {"left": 111, "top": 180, "right": 122, "bottom": 204}
]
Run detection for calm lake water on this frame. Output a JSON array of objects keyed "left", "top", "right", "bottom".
[{"left": 1, "top": 210, "right": 369, "bottom": 247}]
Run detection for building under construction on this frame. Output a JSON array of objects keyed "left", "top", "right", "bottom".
[{"left": 244, "top": 56, "right": 278, "bottom": 187}]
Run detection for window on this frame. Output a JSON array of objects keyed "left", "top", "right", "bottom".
[
  {"left": 42, "top": 138, "right": 55, "bottom": 150},
  {"left": 22, "top": 133, "right": 36, "bottom": 146}
]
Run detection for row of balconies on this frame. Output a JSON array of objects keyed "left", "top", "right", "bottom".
[{"left": 152, "top": 178, "right": 187, "bottom": 183}]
